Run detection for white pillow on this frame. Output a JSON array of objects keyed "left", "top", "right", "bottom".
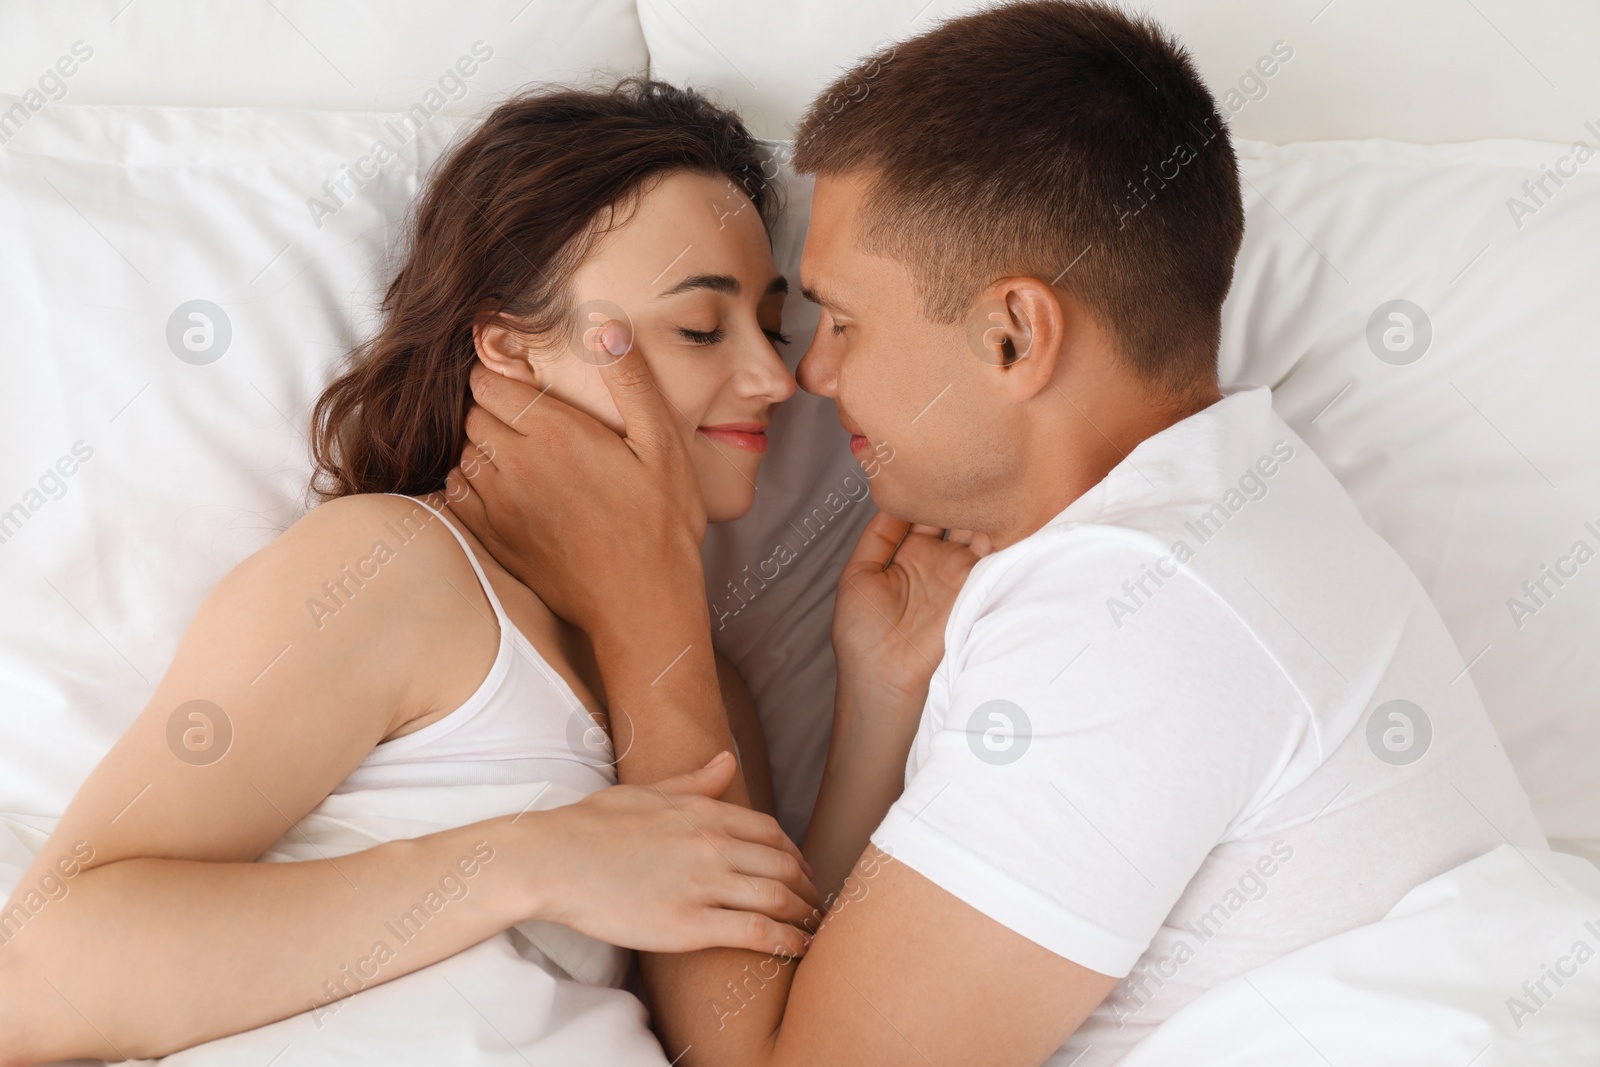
[
  {"left": 638, "top": 0, "right": 1600, "bottom": 143},
  {"left": 0, "top": 0, "right": 647, "bottom": 112},
  {"left": 0, "top": 105, "right": 469, "bottom": 819},
  {"left": 1222, "top": 137, "right": 1600, "bottom": 861}
]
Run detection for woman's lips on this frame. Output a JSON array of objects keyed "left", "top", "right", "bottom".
[
  {"left": 699, "top": 424, "right": 769, "bottom": 453},
  {"left": 848, "top": 434, "right": 869, "bottom": 453}
]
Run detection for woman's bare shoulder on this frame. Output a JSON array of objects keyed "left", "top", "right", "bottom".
[
  {"left": 197, "top": 492, "right": 485, "bottom": 655},
  {"left": 246, "top": 493, "right": 462, "bottom": 586}
]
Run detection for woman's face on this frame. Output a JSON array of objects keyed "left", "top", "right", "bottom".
[{"left": 478, "top": 170, "right": 795, "bottom": 523}]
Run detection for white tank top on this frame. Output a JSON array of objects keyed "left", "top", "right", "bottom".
[{"left": 332, "top": 495, "right": 617, "bottom": 797}]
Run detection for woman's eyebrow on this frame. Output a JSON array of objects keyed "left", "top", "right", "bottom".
[
  {"left": 656, "top": 274, "right": 790, "bottom": 299},
  {"left": 657, "top": 273, "right": 739, "bottom": 298}
]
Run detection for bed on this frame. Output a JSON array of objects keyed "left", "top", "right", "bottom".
[{"left": 2, "top": 1, "right": 1598, "bottom": 1063}]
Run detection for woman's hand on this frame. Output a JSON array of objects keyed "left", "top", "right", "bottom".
[
  {"left": 530, "top": 752, "right": 821, "bottom": 957},
  {"left": 831, "top": 512, "right": 994, "bottom": 718}
]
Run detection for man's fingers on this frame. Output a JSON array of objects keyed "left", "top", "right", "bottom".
[
  {"left": 593, "top": 322, "right": 679, "bottom": 458},
  {"left": 467, "top": 363, "right": 546, "bottom": 434},
  {"left": 845, "top": 512, "right": 914, "bottom": 574}
]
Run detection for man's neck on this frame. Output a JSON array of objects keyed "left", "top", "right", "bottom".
[{"left": 987, "top": 377, "right": 1223, "bottom": 550}]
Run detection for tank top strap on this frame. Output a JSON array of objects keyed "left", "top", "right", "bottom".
[{"left": 384, "top": 493, "right": 512, "bottom": 631}]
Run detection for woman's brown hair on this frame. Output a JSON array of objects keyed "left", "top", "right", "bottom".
[{"left": 310, "top": 78, "right": 773, "bottom": 499}]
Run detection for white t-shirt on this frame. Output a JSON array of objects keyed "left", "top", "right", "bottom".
[{"left": 870, "top": 384, "right": 1544, "bottom": 1064}]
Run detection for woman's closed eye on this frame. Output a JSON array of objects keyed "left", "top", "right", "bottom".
[
  {"left": 677, "top": 324, "right": 792, "bottom": 346},
  {"left": 679, "top": 326, "right": 724, "bottom": 345}
]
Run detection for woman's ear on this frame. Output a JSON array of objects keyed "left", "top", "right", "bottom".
[{"left": 472, "top": 315, "right": 546, "bottom": 388}]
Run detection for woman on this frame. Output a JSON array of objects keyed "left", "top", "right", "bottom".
[{"left": 0, "top": 80, "right": 815, "bottom": 1064}]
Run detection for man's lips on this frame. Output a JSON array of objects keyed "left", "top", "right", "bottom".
[
  {"left": 698, "top": 422, "right": 769, "bottom": 453},
  {"left": 839, "top": 413, "right": 869, "bottom": 453}
]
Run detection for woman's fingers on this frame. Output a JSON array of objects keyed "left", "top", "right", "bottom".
[
  {"left": 653, "top": 750, "right": 740, "bottom": 800},
  {"left": 687, "top": 807, "right": 821, "bottom": 909},
  {"left": 718, "top": 841, "right": 824, "bottom": 911},
  {"left": 712, "top": 872, "right": 821, "bottom": 927},
  {"left": 701, "top": 801, "right": 808, "bottom": 865},
  {"left": 699, "top": 908, "right": 810, "bottom": 958}
]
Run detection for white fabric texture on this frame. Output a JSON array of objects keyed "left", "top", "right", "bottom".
[
  {"left": 639, "top": 0, "right": 1600, "bottom": 143},
  {"left": 1116, "top": 844, "right": 1600, "bottom": 1066},
  {"left": 872, "top": 383, "right": 1547, "bottom": 1063},
  {"left": 0, "top": 0, "right": 647, "bottom": 113},
  {"left": 0, "top": 781, "right": 671, "bottom": 1066}
]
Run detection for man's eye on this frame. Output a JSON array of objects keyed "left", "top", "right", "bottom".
[
  {"left": 764, "top": 328, "right": 792, "bottom": 346},
  {"left": 679, "top": 326, "right": 725, "bottom": 345},
  {"left": 830, "top": 322, "right": 847, "bottom": 337}
]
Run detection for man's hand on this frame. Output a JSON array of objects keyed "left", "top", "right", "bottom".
[
  {"left": 831, "top": 513, "right": 993, "bottom": 712},
  {"left": 802, "top": 515, "right": 992, "bottom": 898},
  {"left": 446, "top": 323, "right": 705, "bottom": 654}
]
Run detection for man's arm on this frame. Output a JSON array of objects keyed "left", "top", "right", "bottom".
[
  {"left": 767, "top": 848, "right": 1117, "bottom": 1067},
  {"left": 801, "top": 513, "right": 989, "bottom": 899},
  {"left": 543, "top": 577, "right": 1115, "bottom": 1067},
  {"left": 579, "top": 588, "right": 1117, "bottom": 1067}
]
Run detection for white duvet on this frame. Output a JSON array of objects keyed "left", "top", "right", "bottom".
[
  {"left": 1118, "top": 844, "right": 1600, "bottom": 1066},
  {"left": 0, "top": 781, "right": 673, "bottom": 1067},
  {"left": 5, "top": 795, "right": 1599, "bottom": 1065}
]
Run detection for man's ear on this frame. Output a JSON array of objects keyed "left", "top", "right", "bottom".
[
  {"left": 472, "top": 314, "right": 546, "bottom": 388},
  {"left": 968, "top": 277, "right": 1065, "bottom": 401}
]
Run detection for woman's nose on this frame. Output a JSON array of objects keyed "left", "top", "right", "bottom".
[{"left": 741, "top": 338, "right": 798, "bottom": 404}]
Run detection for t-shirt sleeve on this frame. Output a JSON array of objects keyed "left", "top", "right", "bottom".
[{"left": 870, "top": 533, "right": 1308, "bottom": 977}]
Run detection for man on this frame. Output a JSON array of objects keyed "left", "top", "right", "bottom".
[{"left": 450, "top": 2, "right": 1544, "bottom": 1063}]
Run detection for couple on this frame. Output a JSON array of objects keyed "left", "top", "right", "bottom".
[{"left": 0, "top": 1, "right": 1545, "bottom": 1065}]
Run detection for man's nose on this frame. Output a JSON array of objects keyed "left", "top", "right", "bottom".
[{"left": 796, "top": 339, "right": 836, "bottom": 397}]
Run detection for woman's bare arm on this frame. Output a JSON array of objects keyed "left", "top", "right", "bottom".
[
  {"left": 0, "top": 495, "right": 818, "bottom": 1064},
  {"left": 0, "top": 495, "right": 524, "bottom": 1060}
]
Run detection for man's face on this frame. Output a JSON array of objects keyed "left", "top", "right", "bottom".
[{"left": 796, "top": 174, "right": 1017, "bottom": 531}]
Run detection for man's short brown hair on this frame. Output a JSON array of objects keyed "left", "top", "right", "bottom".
[{"left": 794, "top": 0, "right": 1244, "bottom": 400}]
